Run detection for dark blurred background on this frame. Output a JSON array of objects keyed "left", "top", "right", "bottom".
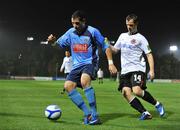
[{"left": 0, "top": 0, "right": 180, "bottom": 79}]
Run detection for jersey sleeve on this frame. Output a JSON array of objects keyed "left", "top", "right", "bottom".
[
  {"left": 114, "top": 34, "right": 122, "bottom": 50},
  {"left": 94, "top": 28, "right": 109, "bottom": 51},
  {"left": 56, "top": 30, "right": 71, "bottom": 48},
  {"left": 139, "top": 35, "right": 152, "bottom": 54}
]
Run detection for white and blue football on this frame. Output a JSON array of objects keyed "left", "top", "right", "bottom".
[{"left": 45, "top": 105, "right": 62, "bottom": 120}]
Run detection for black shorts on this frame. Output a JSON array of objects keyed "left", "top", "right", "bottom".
[
  {"left": 66, "top": 64, "right": 97, "bottom": 88},
  {"left": 118, "top": 71, "right": 147, "bottom": 91}
]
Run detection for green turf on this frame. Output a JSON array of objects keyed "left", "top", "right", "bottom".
[{"left": 0, "top": 79, "right": 180, "bottom": 130}]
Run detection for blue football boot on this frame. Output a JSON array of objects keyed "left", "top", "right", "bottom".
[
  {"left": 139, "top": 111, "right": 152, "bottom": 120},
  {"left": 156, "top": 103, "right": 165, "bottom": 117}
]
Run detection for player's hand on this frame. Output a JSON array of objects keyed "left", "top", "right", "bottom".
[
  {"left": 149, "top": 70, "right": 155, "bottom": 80},
  {"left": 109, "top": 64, "right": 117, "bottom": 75},
  {"left": 47, "top": 34, "right": 56, "bottom": 44}
]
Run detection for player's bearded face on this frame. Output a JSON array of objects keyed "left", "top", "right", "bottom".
[
  {"left": 71, "top": 18, "right": 86, "bottom": 33},
  {"left": 126, "top": 19, "right": 137, "bottom": 35}
]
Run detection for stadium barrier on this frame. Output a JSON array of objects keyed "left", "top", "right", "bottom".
[
  {"left": 10, "top": 76, "right": 65, "bottom": 81},
  {"left": 10, "top": 76, "right": 34, "bottom": 80},
  {"left": 34, "top": 76, "right": 52, "bottom": 81},
  {"left": 151, "top": 79, "right": 180, "bottom": 83},
  {"left": 5, "top": 76, "right": 180, "bottom": 83},
  {"left": 171, "top": 80, "right": 180, "bottom": 83},
  {"left": 153, "top": 79, "right": 172, "bottom": 83}
]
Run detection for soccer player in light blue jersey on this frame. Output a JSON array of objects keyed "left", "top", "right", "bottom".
[{"left": 47, "top": 10, "right": 117, "bottom": 125}]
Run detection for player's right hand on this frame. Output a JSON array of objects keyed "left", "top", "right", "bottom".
[
  {"left": 149, "top": 70, "right": 155, "bottom": 80},
  {"left": 47, "top": 34, "right": 56, "bottom": 44},
  {"left": 109, "top": 64, "right": 117, "bottom": 75}
]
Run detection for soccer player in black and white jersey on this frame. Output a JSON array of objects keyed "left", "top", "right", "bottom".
[{"left": 110, "top": 14, "right": 165, "bottom": 120}]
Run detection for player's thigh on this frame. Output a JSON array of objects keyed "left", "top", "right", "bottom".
[
  {"left": 81, "top": 73, "right": 91, "bottom": 87},
  {"left": 131, "top": 71, "right": 147, "bottom": 91},
  {"left": 67, "top": 68, "right": 81, "bottom": 83},
  {"left": 82, "top": 64, "right": 97, "bottom": 80},
  {"left": 118, "top": 73, "right": 132, "bottom": 91},
  {"left": 122, "top": 87, "right": 132, "bottom": 97},
  {"left": 81, "top": 64, "right": 96, "bottom": 87},
  {"left": 132, "top": 86, "right": 143, "bottom": 97}
]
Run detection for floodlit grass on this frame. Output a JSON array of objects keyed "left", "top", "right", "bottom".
[{"left": 0, "top": 79, "right": 180, "bottom": 130}]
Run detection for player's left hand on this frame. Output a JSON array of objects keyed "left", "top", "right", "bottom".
[
  {"left": 47, "top": 34, "right": 56, "bottom": 44},
  {"left": 109, "top": 64, "right": 117, "bottom": 75},
  {"left": 60, "top": 69, "right": 63, "bottom": 72}
]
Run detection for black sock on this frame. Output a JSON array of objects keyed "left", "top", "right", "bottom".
[
  {"left": 142, "top": 91, "right": 156, "bottom": 105},
  {"left": 130, "top": 97, "right": 146, "bottom": 113}
]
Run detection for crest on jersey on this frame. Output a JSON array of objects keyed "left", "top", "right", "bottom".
[{"left": 131, "top": 39, "right": 136, "bottom": 44}]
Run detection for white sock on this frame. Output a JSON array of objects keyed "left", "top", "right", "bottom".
[
  {"left": 155, "top": 101, "right": 160, "bottom": 107},
  {"left": 144, "top": 111, "right": 151, "bottom": 115}
]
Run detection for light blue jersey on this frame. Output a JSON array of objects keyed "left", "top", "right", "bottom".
[{"left": 56, "top": 26, "right": 109, "bottom": 70}]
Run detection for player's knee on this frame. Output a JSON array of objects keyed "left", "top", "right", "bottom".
[
  {"left": 63, "top": 85, "right": 68, "bottom": 91},
  {"left": 81, "top": 74, "right": 91, "bottom": 88},
  {"left": 132, "top": 87, "right": 143, "bottom": 97},
  {"left": 64, "top": 81, "right": 76, "bottom": 92},
  {"left": 81, "top": 81, "right": 89, "bottom": 88}
]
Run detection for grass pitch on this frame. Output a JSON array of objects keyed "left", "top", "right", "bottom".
[{"left": 0, "top": 79, "right": 180, "bottom": 130}]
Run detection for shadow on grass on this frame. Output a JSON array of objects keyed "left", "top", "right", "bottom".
[
  {"left": 51, "top": 119, "right": 84, "bottom": 125},
  {"left": 100, "top": 110, "right": 172, "bottom": 123},
  {"left": 100, "top": 112, "right": 135, "bottom": 123},
  {"left": 43, "top": 110, "right": 173, "bottom": 127},
  {"left": 0, "top": 112, "right": 42, "bottom": 118},
  {"left": 149, "top": 110, "right": 172, "bottom": 119}
]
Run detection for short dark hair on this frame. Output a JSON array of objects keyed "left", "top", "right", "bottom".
[
  {"left": 126, "top": 14, "right": 138, "bottom": 24},
  {"left": 71, "top": 10, "right": 86, "bottom": 21}
]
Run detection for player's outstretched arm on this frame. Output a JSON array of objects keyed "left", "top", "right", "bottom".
[
  {"left": 104, "top": 37, "right": 119, "bottom": 54},
  {"left": 109, "top": 44, "right": 119, "bottom": 54},
  {"left": 105, "top": 48, "right": 117, "bottom": 75}
]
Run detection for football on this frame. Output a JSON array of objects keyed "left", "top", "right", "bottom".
[{"left": 45, "top": 105, "right": 62, "bottom": 120}]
